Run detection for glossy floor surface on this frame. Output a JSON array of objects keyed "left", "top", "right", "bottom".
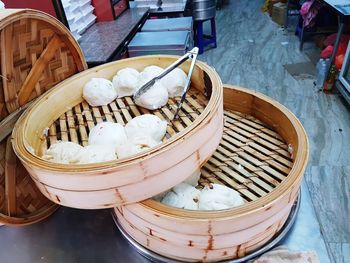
[{"left": 200, "top": 1, "right": 350, "bottom": 262}]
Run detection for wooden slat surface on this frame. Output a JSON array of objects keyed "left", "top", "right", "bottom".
[{"left": 46, "top": 90, "right": 293, "bottom": 204}]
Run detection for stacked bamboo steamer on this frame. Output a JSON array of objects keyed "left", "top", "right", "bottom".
[
  {"left": 114, "top": 86, "right": 309, "bottom": 262},
  {"left": 7, "top": 10, "right": 309, "bottom": 263},
  {"left": 0, "top": 9, "right": 87, "bottom": 225},
  {"left": 11, "top": 57, "right": 309, "bottom": 261}
]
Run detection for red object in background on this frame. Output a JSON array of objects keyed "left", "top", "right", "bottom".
[
  {"left": 321, "top": 34, "right": 350, "bottom": 69},
  {"left": 2, "top": 0, "right": 57, "bottom": 17},
  {"left": 92, "top": 0, "right": 114, "bottom": 21},
  {"left": 92, "top": 0, "right": 128, "bottom": 22},
  {"left": 324, "top": 33, "right": 350, "bottom": 47},
  {"left": 336, "top": 42, "right": 348, "bottom": 57},
  {"left": 114, "top": 0, "right": 128, "bottom": 18},
  {"left": 335, "top": 54, "right": 344, "bottom": 70},
  {"left": 321, "top": 45, "right": 333, "bottom": 58}
]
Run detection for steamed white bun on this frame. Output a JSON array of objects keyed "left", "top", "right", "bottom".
[
  {"left": 130, "top": 135, "right": 161, "bottom": 148},
  {"left": 161, "top": 183, "right": 200, "bottom": 210},
  {"left": 198, "top": 184, "right": 244, "bottom": 210},
  {"left": 83, "top": 78, "right": 117, "bottom": 106},
  {"left": 78, "top": 145, "right": 116, "bottom": 164},
  {"left": 183, "top": 169, "right": 201, "bottom": 186},
  {"left": 125, "top": 114, "right": 167, "bottom": 142},
  {"left": 42, "top": 141, "right": 83, "bottom": 164},
  {"left": 112, "top": 68, "right": 140, "bottom": 98},
  {"left": 116, "top": 135, "right": 160, "bottom": 159},
  {"left": 137, "top": 65, "right": 164, "bottom": 87},
  {"left": 135, "top": 82, "right": 169, "bottom": 110},
  {"left": 115, "top": 141, "right": 144, "bottom": 159},
  {"left": 88, "top": 122, "right": 127, "bottom": 150},
  {"left": 161, "top": 68, "right": 187, "bottom": 97}
]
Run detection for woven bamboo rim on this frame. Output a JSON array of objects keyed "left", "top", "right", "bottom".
[
  {"left": 0, "top": 8, "right": 87, "bottom": 224},
  {"left": 11, "top": 56, "right": 223, "bottom": 208},
  {"left": 139, "top": 85, "right": 309, "bottom": 218}
]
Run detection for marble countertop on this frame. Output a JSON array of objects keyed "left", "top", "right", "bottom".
[{"left": 79, "top": 8, "right": 149, "bottom": 65}]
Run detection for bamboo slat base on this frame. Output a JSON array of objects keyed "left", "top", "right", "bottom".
[{"left": 45, "top": 89, "right": 208, "bottom": 151}]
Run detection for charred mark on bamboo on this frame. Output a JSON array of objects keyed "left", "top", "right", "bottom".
[
  {"left": 158, "top": 237, "right": 166, "bottom": 242},
  {"left": 222, "top": 251, "right": 228, "bottom": 256},
  {"left": 265, "top": 225, "right": 272, "bottom": 231},
  {"left": 118, "top": 207, "right": 124, "bottom": 216},
  {"left": 196, "top": 150, "right": 201, "bottom": 164},
  {"left": 114, "top": 188, "right": 124, "bottom": 203},
  {"left": 188, "top": 240, "right": 194, "bottom": 247},
  {"left": 264, "top": 205, "right": 272, "bottom": 211},
  {"left": 236, "top": 244, "right": 242, "bottom": 257},
  {"left": 207, "top": 235, "right": 214, "bottom": 250},
  {"left": 139, "top": 162, "right": 147, "bottom": 179},
  {"left": 204, "top": 222, "right": 214, "bottom": 255},
  {"left": 55, "top": 195, "right": 60, "bottom": 202},
  {"left": 149, "top": 229, "right": 153, "bottom": 236},
  {"left": 288, "top": 188, "right": 294, "bottom": 203}
]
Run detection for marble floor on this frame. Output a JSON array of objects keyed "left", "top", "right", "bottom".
[{"left": 199, "top": 1, "right": 350, "bottom": 263}]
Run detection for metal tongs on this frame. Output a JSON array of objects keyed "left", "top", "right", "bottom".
[{"left": 133, "top": 47, "right": 199, "bottom": 120}]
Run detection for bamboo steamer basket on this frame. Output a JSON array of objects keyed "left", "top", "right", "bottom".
[
  {"left": 113, "top": 85, "right": 309, "bottom": 262},
  {"left": 0, "top": 9, "right": 87, "bottom": 225},
  {"left": 12, "top": 55, "right": 223, "bottom": 209}
]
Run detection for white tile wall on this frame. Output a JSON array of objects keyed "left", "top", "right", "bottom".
[{"left": 62, "top": 0, "right": 97, "bottom": 41}]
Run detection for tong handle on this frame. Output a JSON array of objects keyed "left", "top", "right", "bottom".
[
  {"left": 173, "top": 47, "right": 199, "bottom": 120},
  {"left": 133, "top": 47, "right": 198, "bottom": 100}
]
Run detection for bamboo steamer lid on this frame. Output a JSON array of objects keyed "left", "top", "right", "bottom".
[{"left": 0, "top": 8, "right": 87, "bottom": 225}]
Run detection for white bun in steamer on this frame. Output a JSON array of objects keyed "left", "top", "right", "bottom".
[
  {"left": 42, "top": 141, "right": 83, "bottom": 164},
  {"left": 137, "top": 65, "right": 164, "bottom": 87},
  {"left": 135, "top": 81, "right": 169, "bottom": 110},
  {"left": 115, "top": 137, "right": 159, "bottom": 159},
  {"left": 77, "top": 145, "right": 117, "bottom": 164},
  {"left": 129, "top": 135, "right": 160, "bottom": 148},
  {"left": 161, "top": 68, "right": 187, "bottom": 97},
  {"left": 135, "top": 66, "right": 171, "bottom": 110},
  {"left": 83, "top": 78, "right": 117, "bottom": 106},
  {"left": 161, "top": 183, "right": 200, "bottom": 210},
  {"left": 115, "top": 141, "right": 144, "bottom": 159},
  {"left": 88, "top": 122, "right": 127, "bottom": 150},
  {"left": 124, "top": 114, "right": 167, "bottom": 142},
  {"left": 198, "top": 184, "right": 245, "bottom": 210},
  {"left": 112, "top": 68, "right": 140, "bottom": 98}
]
